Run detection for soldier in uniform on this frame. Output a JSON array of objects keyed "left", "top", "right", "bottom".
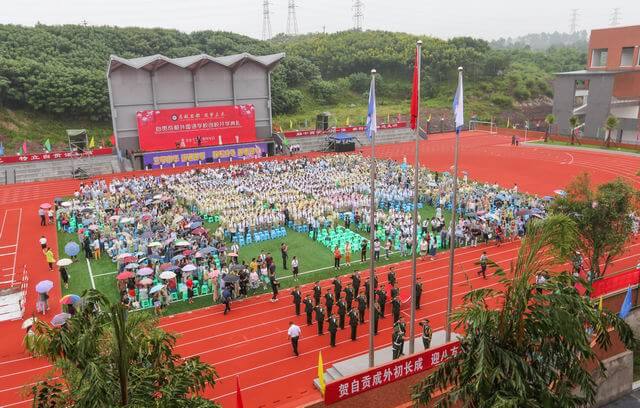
[
  {"left": 390, "top": 283, "right": 399, "bottom": 300},
  {"left": 304, "top": 294, "right": 314, "bottom": 325},
  {"left": 291, "top": 286, "right": 302, "bottom": 316},
  {"left": 351, "top": 271, "right": 361, "bottom": 297},
  {"left": 387, "top": 266, "right": 397, "bottom": 286},
  {"left": 364, "top": 279, "right": 371, "bottom": 308},
  {"left": 356, "top": 291, "right": 367, "bottom": 324},
  {"left": 415, "top": 277, "right": 423, "bottom": 310},
  {"left": 325, "top": 288, "right": 335, "bottom": 316},
  {"left": 348, "top": 308, "right": 359, "bottom": 341},
  {"left": 315, "top": 304, "right": 325, "bottom": 335},
  {"left": 391, "top": 296, "right": 401, "bottom": 323},
  {"left": 313, "top": 281, "right": 322, "bottom": 306},
  {"left": 392, "top": 329, "right": 404, "bottom": 359},
  {"left": 395, "top": 316, "right": 407, "bottom": 356},
  {"left": 344, "top": 283, "right": 354, "bottom": 310},
  {"left": 332, "top": 277, "right": 342, "bottom": 300},
  {"left": 376, "top": 285, "right": 387, "bottom": 318},
  {"left": 337, "top": 297, "right": 347, "bottom": 329},
  {"left": 328, "top": 313, "right": 338, "bottom": 347},
  {"left": 373, "top": 302, "right": 381, "bottom": 335},
  {"left": 419, "top": 318, "right": 432, "bottom": 349}
]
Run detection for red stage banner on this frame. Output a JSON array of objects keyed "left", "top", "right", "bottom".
[
  {"left": 592, "top": 267, "right": 640, "bottom": 298},
  {"left": 0, "top": 148, "right": 112, "bottom": 165},
  {"left": 283, "top": 122, "right": 407, "bottom": 138},
  {"left": 136, "top": 105, "right": 257, "bottom": 152},
  {"left": 324, "top": 341, "right": 460, "bottom": 405}
]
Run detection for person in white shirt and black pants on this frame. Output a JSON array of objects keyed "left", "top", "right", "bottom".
[{"left": 288, "top": 322, "right": 301, "bottom": 356}]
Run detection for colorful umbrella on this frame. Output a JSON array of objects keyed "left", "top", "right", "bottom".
[
  {"left": 35, "top": 280, "right": 54, "bottom": 293},
  {"left": 60, "top": 294, "right": 81, "bottom": 305},
  {"left": 51, "top": 313, "right": 71, "bottom": 326},
  {"left": 64, "top": 242, "right": 80, "bottom": 257},
  {"left": 159, "top": 271, "right": 176, "bottom": 280},
  {"left": 137, "top": 267, "right": 154, "bottom": 276},
  {"left": 149, "top": 284, "right": 165, "bottom": 294},
  {"left": 139, "top": 277, "right": 153, "bottom": 286},
  {"left": 116, "top": 271, "right": 134, "bottom": 280},
  {"left": 40, "top": 203, "right": 52, "bottom": 209},
  {"left": 56, "top": 258, "right": 73, "bottom": 267}
]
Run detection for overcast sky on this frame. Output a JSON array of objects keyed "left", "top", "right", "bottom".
[{"left": 2, "top": 0, "right": 637, "bottom": 40}]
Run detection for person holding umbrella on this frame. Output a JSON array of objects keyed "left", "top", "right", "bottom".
[
  {"left": 59, "top": 266, "right": 69, "bottom": 289},
  {"left": 35, "top": 280, "right": 53, "bottom": 314},
  {"left": 269, "top": 272, "right": 280, "bottom": 302}
]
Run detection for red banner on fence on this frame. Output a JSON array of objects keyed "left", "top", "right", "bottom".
[
  {"left": 283, "top": 122, "right": 407, "bottom": 138},
  {"left": 324, "top": 341, "right": 460, "bottom": 405},
  {"left": 592, "top": 267, "right": 640, "bottom": 298},
  {"left": 0, "top": 148, "right": 112, "bottom": 165},
  {"left": 136, "top": 105, "right": 257, "bottom": 152}
]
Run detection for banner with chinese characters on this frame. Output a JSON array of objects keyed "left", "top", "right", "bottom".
[
  {"left": 142, "top": 142, "right": 269, "bottom": 169},
  {"left": 0, "top": 148, "right": 112, "bottom": 165},
  {"left": 323, "top": 341, "right": 461, "bottom": 405},
  {"left": 136, "top": 105, "right": 257, "bottom": 152},
  {"left": 282, "top": 122, "right": 407, "bottom": 138}
]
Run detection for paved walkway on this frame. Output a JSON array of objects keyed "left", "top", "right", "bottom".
[{"left": 605, "top": 390, "right": 640, "bottom": 407}]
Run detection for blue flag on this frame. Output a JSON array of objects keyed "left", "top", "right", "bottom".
[
  {"left": 365, "top": 75, "right": 377, "bottom": 140},
  {"left": 0, "top": 142, "right": 4, "bottom": 156},
  {"left": 452, "top": 68, "right": 464, "bottom": 134},
  {"left": 619, "top": 286, "right": 632, "bottom": 318}
]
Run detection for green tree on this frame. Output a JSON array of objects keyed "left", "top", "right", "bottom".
[
  {"left": 604, "top": 115, "right": 619, "bottom": 148},
  {"left": 544, "top": 113, "right": 555, "bottom": 142},
  {"left": 568, "top": 115, "right": 579, "bottom": 145},
  {"left": 412, "top": 215, "right": 635, "bottom": 407},
  {"left": 26, "top": 290, "right": 219, "bottom": 407},
  {"left": 551, "top": 173, "right": 637, "bottom": 280}
]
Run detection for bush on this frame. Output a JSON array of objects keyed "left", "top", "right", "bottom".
[
  {"left": 309, "top": 80, "right": 341, "bottom": 105},
  {"left": 513, "top": 85, "right": 531, "bottom": 101},
  {"left": 490, "top": 94, "right": 513, "bottom": 108},
  {"left": 346, "top": 72, "right": 371, "bottom": 94}
]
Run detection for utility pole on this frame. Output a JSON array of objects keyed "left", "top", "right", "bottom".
[
  {"left": 353, "top": 0, "right": 364, "bottom": 31},
  {"left": 569, "top": 9, "right": 578, "bottom": 34},
  {"left": 262, "top": 0, "right": 272, "bottom": 40},
  {"left": 286, "top": 0, "right": 299, "bottom": 35},
  {"left": 610, "top": 8, "right": 621, "bottom": 27}
]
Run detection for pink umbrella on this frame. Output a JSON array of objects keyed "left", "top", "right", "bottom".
[
  {"left": 40, "top": 203, "right": 52, "bottom": 209},
  {"left": 191, "top": 227, "right": 206, "bottom": 236},
  {"left": 139, "top": 277, "right": 153, "bottom": 286},
  {"left": 137, "top": 267, "right": 154, "bottom": 276},
  {"left": 183, "top": 249, "right": 193, "bottom": 256},
  {"left": 116, "top": 271, "right": 134, "bottom": 280}
]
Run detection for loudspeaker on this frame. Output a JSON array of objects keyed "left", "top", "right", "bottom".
[{"left": 316, "top": 113, "right": 329, "bottom": 131}]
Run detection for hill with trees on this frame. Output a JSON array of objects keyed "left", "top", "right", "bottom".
[{"left": 0, "top": 24, "right": 586, "bottom": 151}]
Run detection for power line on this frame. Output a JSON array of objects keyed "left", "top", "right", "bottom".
[
  {"left": 610, "top": 8, "right": 621, "bottom": 26},
  {"left": 569, "top": 9, "right": 578, "bottom": 34},
  {"left": 262, "top": 0, "right": 272, "bottom": 40},
  {"left": 353, "top": 0, "right": 364, "bottom": 31},
  {"left": 286, "top": 0, "right": 299, "bottom": 35}
]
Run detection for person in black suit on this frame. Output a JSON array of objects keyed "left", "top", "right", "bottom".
[
  {"left": 377, "top": 285, "right": 387, "bottom": 318},
  {"left": 337, "top": 298, "right": 347, "bottom": 329},
  {"left": 344, "top": 283, "right": 354, "bottom": 310},
  {"left": 328, "top": 313, "right": 338, "bottom": 347},
  {"left": 391, "top": 296, "right": 401, "bottom": 323},
  {"left": 304, "top": 294, "right": 314, "bottom": 325},
  {"left": 313, "top": 281, "right": 322, "bottom": 306},
  {"left": 348, "top": 308, "right": 359, "bottom": 341},
  {"left": 325, "top": 288, "right": 335, "bottom": 316},
  {"left": 291, "top": 286, "right": 302, "bottom": 316},
  {"left": 332, "top": 277, "right": 342, "bottom": 300},
  {"left": 415, "top": 277, "right": 423, "bottom": 310},
  {"left": 351, "top": 271, "right": 361, "bottom": 296},
  {"left": 356, "top": 291, "right": 366, "bottom": 324},
  {"left": 315, "top": 304, "right": 325, "bottom": 335}
]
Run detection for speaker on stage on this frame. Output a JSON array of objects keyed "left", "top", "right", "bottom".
[{"left": 316, "top": 113, "right": 330, "bottom": 131}]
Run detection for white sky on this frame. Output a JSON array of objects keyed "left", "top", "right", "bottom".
[{"left": 2, "top": 0, "right": 637, "bottom": 40}]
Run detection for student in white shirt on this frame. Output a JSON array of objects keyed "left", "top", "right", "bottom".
[{"left": 287, "top": 321, "right": 301, "bottom": 356}]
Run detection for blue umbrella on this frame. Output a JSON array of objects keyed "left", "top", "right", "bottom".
[
  {"left": 149, "top": 284, "right": 165, "bottom": 294},
  {"left": 64, "top": 242, "right": 80, "bottom": 257},
  {"left": 542, "top": 196, "right": 554, "bottom": 202},
  {"left": 148, "top": 254, "right": 162, "bottom": 261},
  {"left": 171, "top": 254, "right": 185, "bottom": 262},
  {"left": 199, "top": 247, "right": 217, "bottom": 254},
  {"left": 190, "top": 221, "right": 203, "bottom": 229},
  {"left": 35, "top": 280, "right": 54, "bottom": 293}
]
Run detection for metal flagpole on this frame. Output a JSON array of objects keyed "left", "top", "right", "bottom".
[
  {"left": 368, "top": 69, "right": 377, "bottom": 368},
  {"left": 409, "top": 40, "right": 422, "bottom": 355},
  {"left": 446, "top": 67, "right": 463, "bottom": 343}
]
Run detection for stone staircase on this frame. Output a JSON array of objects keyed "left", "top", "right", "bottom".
[
  {"left": 1, "top": 154, "right": 121, "bottom": 184},
  {"left": 291, "top": 128, "right": 416, "bottom": 153}
]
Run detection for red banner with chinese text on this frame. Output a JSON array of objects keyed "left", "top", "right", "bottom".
[
  {"left": 136, "top": 105, "right": 257, "bottom": 152},
  {"left": 283, "top": 122, "right": 407, "bottom": 138},
  {"left": 324, "top": 341, "right": 460, "bottom": 405},
  {"left": 0, "top": 148, "right": 112, "bottom": 165}
]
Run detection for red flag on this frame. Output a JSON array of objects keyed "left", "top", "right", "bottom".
[
  {"left": 236, "top": 376, "right": 244, "bottom": 408},
  {"left": 410, "top": 46, "right": 420, "bottom": 130},
  {"left": 22, "top": 140, "right": 28, "bottom": 155}
]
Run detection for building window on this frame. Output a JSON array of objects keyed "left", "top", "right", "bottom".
[
  {"left": 620, "top": 47, "right": 634, "bottom": 66},
  {"left": 591, "top": 48, "right": 608, "bottom": 67}
]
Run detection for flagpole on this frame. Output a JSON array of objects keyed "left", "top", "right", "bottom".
[
  {"left": 446, "top": 67, "right": 463, "bottom": 343},
  {"left": 368, "top": 68, "right": 377, "bottom": 368},
  {"left": 409, "top": 40, "right": 422, "bottom": 355}
]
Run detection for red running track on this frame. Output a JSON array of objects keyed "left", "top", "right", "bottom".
[{"left": 0, "top": 131, "right": 638, "bottom": 407}]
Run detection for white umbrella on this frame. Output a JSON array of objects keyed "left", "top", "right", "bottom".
[
  {"left": 61, "top": 201, "right": 72, "bottom": 208},
  {"left": 109, "top": 215, "right": 120, "bottom": 221},
  {"left": 173, "top": 215, "right": 184, "bottom": 224},
  {"left": 56, "top": 258, "right": 73, "bottom": 267},
  {"left": 182, "top": 264, "right": 197, "bottom": 272},
  {"left": 22, "top": 317, "right": 37, "bottom": 329},
  {"left": 147, "top": 242, "right": 163, "bottom": 248},
  {"left": 175, "top": 240, "right": 191, "bottom": 247},
  {"left": 153, "top": 194, "right": 163, "bottom": 200},
  {"left": 159, "top": 271, "right": 176, "bottom": 280}
]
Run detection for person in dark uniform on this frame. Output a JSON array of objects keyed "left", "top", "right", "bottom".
[
  {"left": 337, "top": 298, "right": 347, "bottom": 329},
  {"left": 419, "top": 318, "right": 432, "bottom": 349},
  {"left": 479, "top": 251, "right": 488, "bottom": 279},
  {"left": 395, "top": 316, "right": 407, "bottom": 356},
  {"left": 390, "top": 283, "right": 399, "bottom": 300},
  {"left": 360, "top": 239, "right": 367, "bottom": 262},
  {"left": 392, "top": 330, "right": 404, "bottom": 359},
  {"left": 387, "top": 266, "right": 397, "bottom": 286},
  {"left": 315, "top": 304, "right": 325, "bottom": 335},
  {"left": 348, "top": 308, "right": 359, "bottom": 341},
  {"left": 415, "top": 277, "right": 423, "bottom": 310},
  {"left": 332, "top": 277, "right": 342, "bottom": 300},
  {"left": 364, "top": 279, "right": 371, "bottom": 308},
  {"left": 376, "top": 285, "right": 387, "bottom": 318},
  {"left": 344, "top": 283, "right": 354, "bottom": 310},
  {"left": 373, "top": 275, "right": 379, "bottom": 289},
  {"left": 356, "top": 291, "right": 366, "bottom": 324},
  {"left": 328, "top": 313, "right": 338, "bottom": 347},
  {"left": 373, "top": 302, "right": 381, "bottom": 335},
  {"left": 304, "top": 294, "right": 314, "bottom": 325},
  {"left": 313, "top": 281, "right": 322, "bottom": 306},
  {"left": 391, "top": 296, "right": 401, "bottom": 323},
  {"left": 351, "top": 271, "right": 361, "bottom": 297},
  {"left": 222, "top": 287, "right": 232, "bottom": 315},
  {"left": 291, "top": 286, "right": 302, "bottom": 316},
  {"left": 325, "top": 288, "right": 335, "bottom": 316}
]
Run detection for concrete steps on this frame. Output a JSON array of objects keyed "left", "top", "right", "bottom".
[
  {"left": 1, "top": 155, "right": 120, "bottom": 184},
  {"left": 292, "top": 128, "right": 416, "bottom": 153}
]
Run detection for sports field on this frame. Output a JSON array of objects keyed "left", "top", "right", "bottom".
[{"left": 0, "top": 131, "right": 638, "bottom": 407}]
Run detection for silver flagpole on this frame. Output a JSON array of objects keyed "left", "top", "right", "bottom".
[
  {"left": 368, "top": 68, "right": 377, "bottom": 368},
  {"left": 409, "top": 40, "right": 422, "bottom": 355},
  {"left": 446, "top": 67, "right": 463, "bottom": 342}
]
